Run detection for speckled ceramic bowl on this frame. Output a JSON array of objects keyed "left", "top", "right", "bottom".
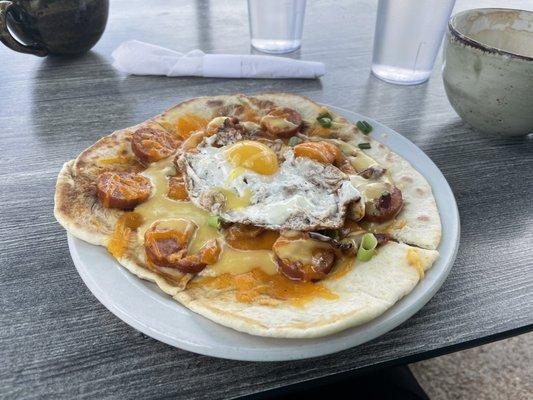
[{"left": 443, "top": 8, "right": 533, "bottom": 136}]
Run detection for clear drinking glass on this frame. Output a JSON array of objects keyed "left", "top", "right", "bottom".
[
  {"left": 248, "top": 0, "right": 306, "bottom": 54},
  {"left": 371, "top": 0, "right": 456, "bottom": 85}
]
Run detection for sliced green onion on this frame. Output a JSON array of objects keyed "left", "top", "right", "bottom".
[
  {"left": 358, "top": 142, "right": 371, "bottom": 150},
  {"left": 207, "top": 215, "right": 222, "bottom": 230},
  {"left": 317, "top": 116, "right": 332, "bottom": 128},
  {"left": 318, "top": 111, "right": 333, "bottom": 120},
  {"left": 356, "top": 120, "right": 373, "bottom": 134},
  {"left": 357, "top": 233, "right": 378, "bottom": 261},
  {"left": 288, "top": 136, "right": 303, "bottom": 147}
]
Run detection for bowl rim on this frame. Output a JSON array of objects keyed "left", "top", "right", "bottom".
[{"left": 448, "top": 7, "right": 533, "bottom": 62}]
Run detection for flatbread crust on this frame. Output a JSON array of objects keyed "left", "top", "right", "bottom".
[{"left": 54, "top": 93, "right": 442, "bottom": 338}]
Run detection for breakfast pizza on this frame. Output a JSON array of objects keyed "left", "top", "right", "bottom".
[{"left": 54, "top": 93, "right": 441, "bottom": 338}]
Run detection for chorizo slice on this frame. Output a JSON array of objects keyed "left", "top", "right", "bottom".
[
  {"left": 144, "top": 219, "right": 220, "bottom": 273},
  {"left": 273, "top": 233, "right": 336, "bottom": 282},
  {"left": 293, "top": 141, "right": 341, "bottom": 164},
  {"left": 131, "top": 127, "right": 180, "bottom": 164},
  {"left": 96, "top": 172, "right": 152, "bottom": 210},
  {"left": 362, "top": 183, "right": 403, "bottom": 223},
  {"left": 224, "top": 223, "right": 279, "bottom": 251},
  {"left": 260, "top": 107, "right": 302, "bottom": 138}
]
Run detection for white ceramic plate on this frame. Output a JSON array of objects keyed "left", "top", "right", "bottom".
[{"left": 68, "top": 106, "right": 460, "bottom": 361}]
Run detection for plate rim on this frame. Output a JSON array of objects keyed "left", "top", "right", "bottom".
[{"left": 68, "top": 105, "right": 460, "bottom": 361}]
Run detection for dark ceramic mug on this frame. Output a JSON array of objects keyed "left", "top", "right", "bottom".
[{"left": 0, "top": 0, "right": 108, "bottom": 56}]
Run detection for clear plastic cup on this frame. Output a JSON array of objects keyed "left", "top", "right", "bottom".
[
  {"left": 247, "top": 0, "right": 306, "bottom": 54},
  {"left": 371, "top": 0, "right": 456, "bottom": 85}
]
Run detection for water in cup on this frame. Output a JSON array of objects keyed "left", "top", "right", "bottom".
[
  {"left": 371, "top": 0, "right": 456, "bottom": 85},
  {"left": 248, "top": 0, "right": 306, "bottom": 54}
]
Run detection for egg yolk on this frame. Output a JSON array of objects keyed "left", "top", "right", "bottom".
[{"left": 225, "top": 141, "right": 278, "bottom": 175}]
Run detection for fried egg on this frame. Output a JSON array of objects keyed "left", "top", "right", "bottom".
[{"left": 178, "top": 134, "right": 360, "bottom": 230}]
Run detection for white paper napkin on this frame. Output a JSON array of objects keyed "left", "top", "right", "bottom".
[{"left": 112, "top": 40, "right": 325, "bottom": 79}]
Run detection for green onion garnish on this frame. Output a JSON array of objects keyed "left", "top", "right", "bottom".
[
  {"left": 288, "top": 136, "right": 302, "bottom": 147},
  {"left": 358, "top": 142, "right": 371, "bottom": 150},
  {"left": 317, "top": 117, "right": 332, "bottom": 128},
  {"left": 317, "top": 111, "right": 333, "bottom": 128},
  {"left": 356, "top": 120, "right": 373, "bottom": 134},
  {"left": 356, "top": 233, "right": 378, "bottom": 261},
  {"left": 207, "top": 215, "right": 222, "bottom": 230}
]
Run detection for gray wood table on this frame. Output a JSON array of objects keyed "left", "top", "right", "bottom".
[{"left": 1, "top": 0, "right": 532, "bottom": 398}]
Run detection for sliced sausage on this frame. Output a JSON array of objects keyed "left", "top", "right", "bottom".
[
  {"left": 363, "top": 185, "right": 403, "bottom": 223},
  {"left": 293, "top": 141, "right": 341, "bottom": 164},
  {"left": 260, "top": 107, "right": 302, "bottom": 138},
  {"left": 131, "top": 127, "right": 179, "bottom": 164},
  {"left": 174, "top": 240, "right": 220, "bottom": 273},
  {"left": 338, "top": 231, "right": 390, "bottom": 255},
  {"left": 96, "top": 172, "right": 152, "bottom": 210},
  {"left": 374, "top": 233, "right": 390, "bottom": 246},
  {"left": 359, "top": 166, "right": 386, "bottom": 179},
  {"left": 144, "top": 220, "right": 220, "bottom": 273},
  {"left": 206, "top": 116, "right": 242, "bottom": 135},
  {"left": 224, "top": 223, "right": 279, "bottom": 251},
  {"left": 273, "top": 234, "right": 336, "bottom": 282},
  {"left": 211, "top": 117, "right": 247, "bottom": 147}
]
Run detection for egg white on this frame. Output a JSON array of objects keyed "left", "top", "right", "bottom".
[{"left": 179, "top": 136, "right": 360, "bottom": 230}]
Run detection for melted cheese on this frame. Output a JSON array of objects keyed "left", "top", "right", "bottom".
[
  {"left": 349, "top": 174, "right": 369, "bottom": 187},
  {"left": 134, "top": 157, "right": 275, "bottom": 276},
  {"left": 308, "top": 125, "right": 332, "bottom": 137},
  {"left": 243, "top": 106, "right": 258, "bottom": 122},
  {"left": 191, "top": 269, "right": 338, "bottom": 307},
  {"left": 215, "top": 187, "right": 253, "bottom": 210},
  {"left": 350, "top": 149, "right": 379, "bottom": 172},
  {"left": 263, "top": 116, "right": 298, "bottom": 131},
  {"left": 225, "top": 229, "right": 279, "bottom": 251},
  {"left": 360, "top": 182, "right": 390, "bottom": 201},
  {"left": 274, "top": 236, "right": 331, "bottom": 264},
  {"left": 107, "top": 212, "right": 143, "bottom": 258},
  {"left": 107, "top": 115, "right": 399, "bottom": 306},
  {"left": 210, "top": 248, "right": 278, "bottom": 275},
  {"left": 407, "top": 249, "right": 424, "bottom": 278},
  {"left": 175, "top": 114, "right": 208, "bottom": 139},
  {"left": 136, "top": 158, "right": 217, "bottom": 252},
  {"left": 360, "top": 218, "right": 396, "bottom": 234}
]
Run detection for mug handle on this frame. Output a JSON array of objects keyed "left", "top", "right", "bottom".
[{"left": 0, "top": 1, "right": 48, "bottom": 56}]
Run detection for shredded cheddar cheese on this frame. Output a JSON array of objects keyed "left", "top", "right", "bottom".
[
  {"left": 175, "top": 115, "right": 208, "bottom": 139},
  {"left": 308, "top": 125, "right": 332, "bottom": 138},
  {"left": 107, "top": 212, "right": 144, "bottom": 258},
  {"left": 243, "top": 106, "right": 259, "bottom": 122},
  {"left": 191, "top": 269, "right": 338, "bottom": 307}
]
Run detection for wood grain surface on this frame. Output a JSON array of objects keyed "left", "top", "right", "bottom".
[{"left": 1, "top": 0, "right": 532, "bottom": 398}]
